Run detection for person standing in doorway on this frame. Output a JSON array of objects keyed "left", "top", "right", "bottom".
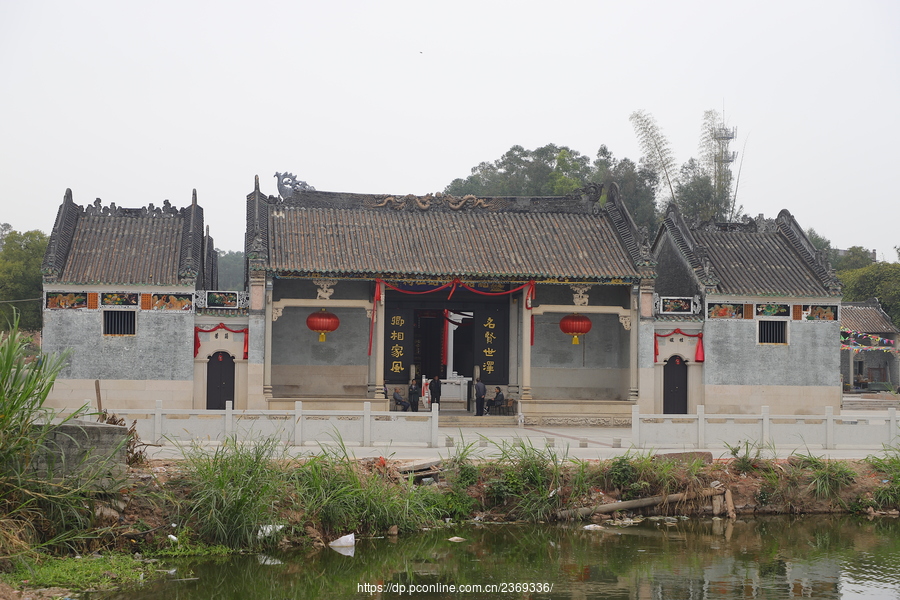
[
  {"left": 474, "top": 377, "right": 487, "bottom": 416},
  {"left": 429, "top": 375, "right": 442, "bottom": 410},
  {"left": 408, "top": 379, "right": 420, "bottom": 412}
]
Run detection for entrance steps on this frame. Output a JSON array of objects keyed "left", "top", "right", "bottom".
[
  {"left": 842, "top": 395, "right": 900, "bottom": 411},
  {"left": 436, "top": 410, "right": 519, "bottom": 428}
]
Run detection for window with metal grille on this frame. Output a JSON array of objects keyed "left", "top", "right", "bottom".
[
  {"left": 758, "top": 320, "right": 787, "bottom": 344},
  {"left": 103, "top": 310, "right": 135, "bottom": 335}
]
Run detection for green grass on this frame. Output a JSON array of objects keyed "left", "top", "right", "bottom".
[{"left": 1, "top": 552, "right": 157, "bottom": 592}]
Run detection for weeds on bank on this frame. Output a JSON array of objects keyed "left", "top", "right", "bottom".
[
  {"left": 790, "top": 451, "right": 855, "bottom": 500},
  {"left": 0, "top": 311, "right": 121, "bottom": 558},
  {"left": 174, "top": 432, "right": 448, "bottom": 548},
  {"left": 177, "top": 436, "right": 288, "bottom": 550},
  {"left": 866, "top": 444, "right": 900, "bottom": 509}
]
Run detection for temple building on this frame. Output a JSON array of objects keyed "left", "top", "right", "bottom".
[{"left": 39, "top": 175, "right": 845, "bottom": 422}]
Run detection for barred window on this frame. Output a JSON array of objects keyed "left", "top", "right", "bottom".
[
  {"left": 758, "top": 320, "right": 787, "bottom": 344},
  {"left": 103, "top": 310, "right": 135, "bottom": 335}
]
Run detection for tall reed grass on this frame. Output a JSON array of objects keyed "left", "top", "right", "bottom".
[{"left": 0, "top": 311, "right": 104, "bottom": 557}]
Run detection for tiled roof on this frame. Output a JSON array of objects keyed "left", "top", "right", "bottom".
[
  {"left": 691, "top": 229, "right": 835, "bottom": 297},
  {"left": 654, "top": 205, "right": 841, "bottom": 298},
  {"left": 249, "top": 183, "right": 655, "bottom": 282},
  {"left": 842, "top": 299, "right": 899, "bottom": 333},
  {"left": 61, "top": 215, "right": 183, "bottom": 285},
  {"left": 42, "top": 189, "right": 215, "bottom": 288}
]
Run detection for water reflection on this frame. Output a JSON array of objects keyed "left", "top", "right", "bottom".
[{"left": 92, "top": 516, "right": 900, "bottom": 599}]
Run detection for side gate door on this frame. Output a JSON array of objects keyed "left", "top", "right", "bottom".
[
  {"left": 663, "top": 355, "right": 688, "bottom": 414},
  {"left": 207, "top": 351, "right": 235, "bottom": 410}
]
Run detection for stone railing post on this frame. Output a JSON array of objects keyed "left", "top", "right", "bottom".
[
  {"left": 825, "top": 406, "right": 834, "bottom": 449},
  {"left": 294, "top": 401, "right": 303, "bottom": 447},
  {"left": 631, "top": 405, "right": 641, "bottom": 448},
  {"left": 697, "top": 404, "right": 705, "bottom": 449},
  {"left": 431, "top": 402, "right": 440, "bottom": 448},
  {"left": 154, "top": 399, "right": 163, "bottom": 444}
]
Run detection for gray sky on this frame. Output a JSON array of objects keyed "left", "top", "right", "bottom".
[{"left": 1, "top": 1, "right": 898, "bottom": 258}]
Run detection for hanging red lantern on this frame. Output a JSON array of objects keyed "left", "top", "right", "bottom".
[
  {"left": 559, "top": 313, "right": 592, "bottom": 345},
  {"left": 307, "top": 308, "right": 339, "bottom": 342}
]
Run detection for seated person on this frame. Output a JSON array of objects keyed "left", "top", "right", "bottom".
[
  {"left": 392, "top": 387, "right": 410, "bottom": 412},
  {"left": 485, "top": 387, "right": 504, "bottom": 415}
]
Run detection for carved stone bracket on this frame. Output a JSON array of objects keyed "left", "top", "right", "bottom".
[
  {"left": 570, "top": 285, "right": 591, "bottom": 307},
  {"left": 619, "top": 315, "right": 632, "bottom": 330},
  {"left": 312, "top": 279, "right": 337, "bottom": 300},
  {"left": 271, "top": 307, "right": 283, "bottom": 322}
]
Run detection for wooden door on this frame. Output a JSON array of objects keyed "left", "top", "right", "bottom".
[
  {"left": 207, "top": 351, "right": 235, "bottom": 410},
  {"left": 663, "top": 355, "right": 688, "bottom": 414}
]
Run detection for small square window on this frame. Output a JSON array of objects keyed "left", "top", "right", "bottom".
[
  {"left": 758, "top": 320, "right": 787, "bottom": 344},
  {"left": 103, "top": 310, "right": 135, "bottom": 335}
]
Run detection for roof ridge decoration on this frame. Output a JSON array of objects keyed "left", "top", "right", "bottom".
[
  {"left": 275, "top": 171, "right": 315, "bottom": 200},
  {"left": 657, "top": 203, "right": 719, "bottom": 288},
  {"left": 83, "top": 197, "right": 182, "bottom": 218},
  {"left": 42, "top": 188, "right": 80, "bottom": 283},
  {"left": 363, "top": 192, "right": 512, "bottom": 212},
  {"left": 774, "top": 209, "right": 841, "bottom": 295},
  {"left": 603, "top": 182, "right": 655, "bottom": 268}
]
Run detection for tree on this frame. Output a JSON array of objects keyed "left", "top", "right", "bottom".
[
  {"left": 833, "top": 246, "right": 874, "bottom": 272},
  {"left": 805, "top": 228, "right": 833, "bottom": 254},
  {"left": 631, "top": 109, "right": 743, "bottom": 223},
  {"left": 217, "top": 250, "right": 245, "bottom": 291},
  {"left": 0, "top": 230, "right": 48, "bottom": 331},
  {"left": 674, "top": 159, "right": 717, "bottom": 223},
  {"left": 0, "top": 223, "right": 11, "bottom": 251},
  {"left": 444, "top": 144, "right": 593, "bottom": 197},
  {"left": 839, "top": 262, "right": 900, "bottom": 326},
  {"left": 629, "top": 110, "right": 678, "bottom": 204},
  {"left": 591, "top": 146, "right": 659, "bottom": 235}
]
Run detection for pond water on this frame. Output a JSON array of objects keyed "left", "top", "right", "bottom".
[{"left": 93, "top": 516, "right": 900, "bottom": 599}]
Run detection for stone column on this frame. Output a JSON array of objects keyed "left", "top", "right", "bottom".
[
  {"left": 374, "top": 280, "right": 386, "bottom": 399},
  {"left": 521, "top": 294, "right": 533, "bottom": 401},
  {"left": 263, "top": 275, "right": 273, "bottom": 399}
]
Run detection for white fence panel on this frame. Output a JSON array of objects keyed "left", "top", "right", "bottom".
[
  {"left": 100, "top": 401, "right": 439, "bottom": 448},
  {"left": 633, "top": 406, "right": 899, "bottom": 450}
]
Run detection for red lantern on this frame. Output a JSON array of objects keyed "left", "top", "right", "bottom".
[
  {"left": 560, "top": 313, "right": 592, "bottom": 345},
  {"left": 307, "top": 308, "right": 339, "bottom": 342}
]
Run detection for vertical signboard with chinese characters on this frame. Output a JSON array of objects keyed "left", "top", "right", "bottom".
[
  {"left": 474, "top": 307, "right": 508, "bottom": 385},
  {"left": 384, "top": 309, "right": 414, "bottom": 382}
]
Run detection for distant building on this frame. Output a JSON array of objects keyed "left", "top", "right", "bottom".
[{"left": 840, "top": 298, "right": 899, "bottom": 391}]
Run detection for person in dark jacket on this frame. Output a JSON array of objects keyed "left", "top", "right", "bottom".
[
  {"left": 429, "top": 375, "right": 442, "bottom": 410},
  {"left": 474, "top": 377, "right": 487, "bottom": 416},
  {"left": 408, "top": 379, "right": 420, "bottom": 412},
  {"left": 392, "top": 387, "right": 410, "bottom": 412},
  {"left": 486, "top": 387, "right": 504, "bottom": 415}
]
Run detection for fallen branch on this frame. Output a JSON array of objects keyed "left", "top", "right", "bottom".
[{"left": 556, "top": 487, "right": 725, "bottom": 520}]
